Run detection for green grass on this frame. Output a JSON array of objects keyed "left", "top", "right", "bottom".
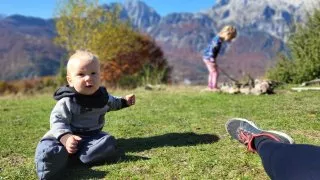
[{"left": 0, "top": 86, "right": 320, "bottom": 179}]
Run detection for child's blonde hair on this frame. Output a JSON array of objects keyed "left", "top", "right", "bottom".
[
  {"left": 67, "top": 50, "right": 99, "bottom": 74},
  {"left": 219, "top": 25, "right": 237, "bottom": 39},
  {"left": 68, "top": 50, "right": 99, "bottom": 63}
]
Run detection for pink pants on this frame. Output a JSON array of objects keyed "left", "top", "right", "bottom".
[{"left": 203, "top": 58, "right": 219, "bottom": 89}]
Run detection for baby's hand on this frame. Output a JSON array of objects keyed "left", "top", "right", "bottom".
[
  {"left": 125, "top": 94, "right": 135, "bottom": 106},
  {"left": 60, "top": 134, "right": 82, "bottom": 154}
]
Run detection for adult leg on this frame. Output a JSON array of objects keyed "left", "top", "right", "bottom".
[
  {"left": 225, "top": 118, "right": 293, "bottom": 179},
  {"left": 226, "top": 118, "right": 320, "bottom": 180},
  {"left": 254, "top": 137, "right": 320, "bottom": 180},
  {"left": 77, "top": 132, "right": 123, "bottom": 165},
  {"left": 35, "top": 138, "right": 69, "bottom": 180}
]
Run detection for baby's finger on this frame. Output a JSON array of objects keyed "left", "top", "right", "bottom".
[
  {"left": 70, "top": 146, "right": 78, "bottom": 153},
  {"left": 70, "top": 143, "right": 77, "bottom": 148},
  {"left": 67, "top": 147, "right": 76, "bottom": 154},
  {"left": 70, "top": 141, "right": 78, "bottom": 147},
  {"left": 130, "top": 99, "right": 135, "bottom": 105},
  {"left": 73, "top": 135, "right": 82, "bottom": 141}
]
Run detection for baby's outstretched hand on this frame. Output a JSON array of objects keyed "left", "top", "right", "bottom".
[
  {"left": 60, "top": 134, "right": 82, "bottom": 154},
  {"left": 125, "top": 94, "right": 135, "bottom": 106}
]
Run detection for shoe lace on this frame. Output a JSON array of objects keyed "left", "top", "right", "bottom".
[{"left": 238, "top": 130, "right": 253, "bottom": 145}]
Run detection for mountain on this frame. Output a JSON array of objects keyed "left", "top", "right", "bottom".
[
  {"left": 123, "top": 0, "right": 161, "bottom": 29},
  {"left": 0, "top": 15, "right": 65, "bottom": 80},
  {"left": 119, "top": 0, "right": 318, "bottom": 82},
  {"left": 206, "top": 0, "right": 315, "bottom": 40},
  {"left": 0, "top": 0, "right": 318, "bottom": 82}
]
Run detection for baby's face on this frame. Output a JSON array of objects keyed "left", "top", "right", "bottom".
[{"left": 67, "top": 59, "right": 100, "bottom": 95}]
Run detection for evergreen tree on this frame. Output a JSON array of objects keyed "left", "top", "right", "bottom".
[
  {"left": 267, "top": 8, "right": 320, "bottom": 83},
  {"left": 266, "top": 55, "right": 294, "bottom": 83},
  {"left": 289, "top": 9, "right": 320, "bottom": 83}
]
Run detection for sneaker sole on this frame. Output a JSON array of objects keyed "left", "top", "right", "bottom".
[{"left": 266, "top": 130, "right": 294, "bottom": 144}]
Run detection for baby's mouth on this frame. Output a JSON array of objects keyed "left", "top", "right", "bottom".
[{"left": 86, "top": 85, "right": 93, "bottom": 88}]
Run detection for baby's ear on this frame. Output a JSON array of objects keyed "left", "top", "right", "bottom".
[{"left": 66, "top": 75, "right": 73, "bottom": 86}]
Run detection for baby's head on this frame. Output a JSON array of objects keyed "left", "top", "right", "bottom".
[
  {"left": 219, "top": 25, "right": 237, "bottom": 42},
  {"left": 66, "top": 50, "right": 101, "bottom": 95}
]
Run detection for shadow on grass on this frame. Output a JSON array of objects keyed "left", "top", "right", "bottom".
[
  {"left": 117, "top": 132, "right": 220, "bottom": 152},
  {"left": 63, "top": 155, "right": 149, "bottom": 179},
  {"left": 63, "top": 167, "right": 107, "bottom": 180},
  {"left": 59, "top": 132, "right": 217, "bottom": 179}
]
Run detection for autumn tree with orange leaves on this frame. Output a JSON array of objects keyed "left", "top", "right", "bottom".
[
  {"left": 54, "top": 0, "right": 170, "bottom": 87},
  {"left": 100, "top": 34, "right": 171, "bottom": 87}
]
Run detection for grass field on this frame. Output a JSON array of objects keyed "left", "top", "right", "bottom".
[{"left": 0, "top": 86, "right": 320, "bottom": 179}]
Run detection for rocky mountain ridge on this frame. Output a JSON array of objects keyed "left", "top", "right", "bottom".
[
  {"left": 0, "top": 0, "right": 318, "bottom": 82},
  {"left": 117, "top": 0, "right": 305, "bottom": 82},
  {"left": 0, "top": 15, "right": 64, "bottom": 80},
  {"left": 120, "top": 0, "right": 318, "bottom": 82}
]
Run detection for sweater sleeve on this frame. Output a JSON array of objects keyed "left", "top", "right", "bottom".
[
  {"left": 50, "top": 98, "right": 72, "bottom": 140},
  {"left": 203, "top": 36, "right": 222, "bottom": 59},
  {"left": 107, "top": 94, "right": 128, "bottom": 111},
  {"left": 211, "top": 37, "right": 222, "bottom": 59}
]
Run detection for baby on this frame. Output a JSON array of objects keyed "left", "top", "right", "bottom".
[{"left": 35, "top": 50, "right": 135, "bottom": 179}]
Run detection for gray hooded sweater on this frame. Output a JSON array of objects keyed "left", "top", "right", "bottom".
[{"left": 42, "top": 86, "right": 128, "bottom": 140}]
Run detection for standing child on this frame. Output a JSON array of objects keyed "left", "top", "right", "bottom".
[
  {"left": 202, "top": 25, "right": 237, "bottom": 91},
  {"left": 35, "top": 50, "right": 135, "bottom": 179}
]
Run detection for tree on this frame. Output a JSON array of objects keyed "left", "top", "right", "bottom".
[
  {"left": 54, "top": 0, "right": 171, "bottom": 87},
  {"left": 288, "top": 8, "right": 320, "bottom": 83},
  {"left": 267, "top": 8, "right": 320, "bottom": 83},
  {"left": 56, "top": 54, "right": 68, "bottom": 86},
  {"left": 54, "top": 0, "right": 138, "bottom": 60},
  {"left": 100, "top": 34, "right": 171, "bottom": 88},
  {"left": 266, "top": 54, "right": 294, "bottom": 83}
]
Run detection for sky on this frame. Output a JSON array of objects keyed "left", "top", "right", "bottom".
[{"left": 0, "top": 0, "right": 216, "bottom": 19}]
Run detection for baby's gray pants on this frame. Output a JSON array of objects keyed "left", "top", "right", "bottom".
[{"left": 34, "top": 132, "right": 116, "bottom": 180}]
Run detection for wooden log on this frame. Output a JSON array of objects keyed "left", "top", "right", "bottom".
[
  {"left": 291, "top": 87, "right": 320, "bottom": 92},
  {"left": 301, "top": 79, "right": 320, "bottom": 86}
]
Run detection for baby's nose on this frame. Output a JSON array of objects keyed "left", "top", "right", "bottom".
[{"left": 84, "top": 75, "right": 91, "bottom": 81}]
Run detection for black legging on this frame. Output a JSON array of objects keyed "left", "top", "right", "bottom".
[{"left": 254, "top": 137, "right": 320, "bottom": 180}]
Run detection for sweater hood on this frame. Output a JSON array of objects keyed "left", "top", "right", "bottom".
[
  {"left": 53, "top": 86, "right": 109, "bottom": 108},
  {"left": 53, "top": 86, "right": 76, "bottom": 100}
]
